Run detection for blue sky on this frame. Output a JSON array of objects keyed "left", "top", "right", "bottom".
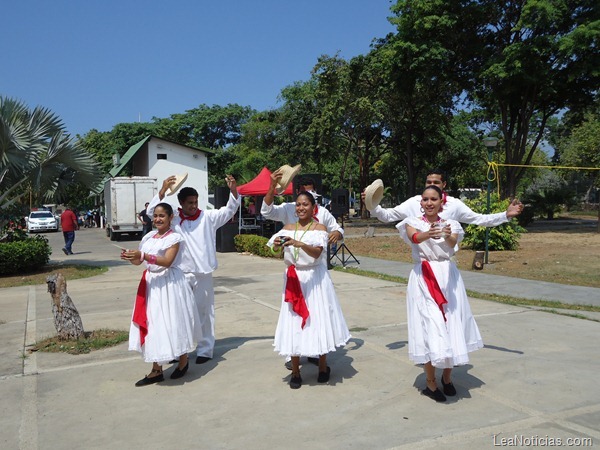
[{"left": 2, "top": 1, "right": 396, "bottom": 137}]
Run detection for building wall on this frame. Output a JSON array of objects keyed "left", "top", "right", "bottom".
[{"left": 143, "top": 138, "right": 209, "bottom": 211}]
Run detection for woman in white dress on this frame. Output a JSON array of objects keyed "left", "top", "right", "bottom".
[
  {"left": 122, "top": 203, "right": 201, "bottom": 386},
  {"left": 268, "top": 192, "right": 351, "bottom": 389},
  {"left": 397, "top": 185, "right": 483, "bottom": 402}
]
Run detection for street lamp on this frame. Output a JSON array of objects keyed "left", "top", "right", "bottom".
[{"left": 483, "top": 136, "right": 499, "bottom": 264}]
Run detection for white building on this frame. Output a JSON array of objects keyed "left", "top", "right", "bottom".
[{"left": 108, "top": 135, "right": 212, "bottom": 211}]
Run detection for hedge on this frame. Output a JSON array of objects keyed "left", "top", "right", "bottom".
[
  {"left": 0, "top": 235, "right": 52, "bottom": 275},
  {"left": 233, "top": 234, "right": 283, "bottom": 259}
]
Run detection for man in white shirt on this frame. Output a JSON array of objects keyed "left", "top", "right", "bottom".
[
  {"left": 261, "top": 171, "right": 344, "bottom": 244},
  {"left": 364, "top": 168, "right": 523, "bottom": 225},
  {"left": 148, "top": 175, "right": 240, "bottom": 364}
]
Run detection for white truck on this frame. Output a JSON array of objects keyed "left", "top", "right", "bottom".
[{"left": 104, "top": 177, "right": 157, "bottom": 241}]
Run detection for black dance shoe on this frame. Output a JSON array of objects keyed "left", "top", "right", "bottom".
[
  {"left": 170, "top": 362, "right": 189, "bottom": 379},
  {"left": 441, "top": 376, "right": 457, "bottom": 396},
  {"left": 317, "top": 367, "right": 331, "bottom": 383},
  {"left": 135, "top": 372, "right": 164, "bottom": 387},
  {"left": 422, "top": 387, "right": 447, "bottom": 402},
  {"left": 289, "top": 373, "right": 302, "bottom": 389}
]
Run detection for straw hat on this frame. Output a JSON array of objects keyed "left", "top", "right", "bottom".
[
  {"left": 276, "top": 164, "right": 301, "bottom": 194},
  {"left": 167, "top": 173, "right": 188, "bottom": 196},
  {"left": 364, "top": 179, "right": 384, "bottom": 211}
]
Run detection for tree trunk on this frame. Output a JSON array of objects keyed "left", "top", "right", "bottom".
[{"left": 46, "top": 273, "right": 85, "bottom": 340}]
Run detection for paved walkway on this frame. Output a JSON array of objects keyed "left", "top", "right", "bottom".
[
  {"left": 332, "top": 254, "right": 600, "bottom": 307},
  {"left": 1, "top": 228, "right": 599, "bottom": 450}
]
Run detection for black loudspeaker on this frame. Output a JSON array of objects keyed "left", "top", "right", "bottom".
[
  {"left": 330, "top": 188, "right": 349, "bottom": 218},
  {"left": 294, "top": 173, "right": 323, "bottom": 203},
  {"left": 216, "top": 222, "right": 238, "bottom": 253},
  {"left": 214, "top": 186, "right": 231, "bottom": 208}
]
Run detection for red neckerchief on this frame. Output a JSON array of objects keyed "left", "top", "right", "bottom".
[
  {"left": 178, "top": 208, "right": 201, "bottom": 223},
  {"left": 285, "top": 265, "right": 310, "bottom": 328},
  {"left": 442, "top": 191, "right": 447, "bottom": 205},
  {"left": 133, "top": 270, "right": 148, "bottom": 345},
  {"left": 421, "top": 261, "right": 448, "bottom": 322},
  {"left": 312, "top": 204, "right": 319, "bottom": 222}
]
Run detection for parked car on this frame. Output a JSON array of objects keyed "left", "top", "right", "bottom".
[{"left": 27, "top": 211, "right": 59, "bottom": 233}]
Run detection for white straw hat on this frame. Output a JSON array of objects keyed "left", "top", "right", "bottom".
[
  {"left": 364, "top": 179, "right": 384, "bottom": 211},
  {"left": 276, "top": 164, "right": 301, "bottom": 194},
  {"left": 167, "top": 173, "right": 188, "bottom": 196}
]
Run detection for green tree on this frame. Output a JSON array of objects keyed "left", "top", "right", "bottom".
[
  {"left": 522, "top": 170, "right": 576, "bottom": 219},
  {"left": 308, "top": 54, "right": 388, "bottom": 214},
  {"left": 469, "top": 0, "right": 599, "bottom": 197},
  {"left": 377, "top": 1, "right": 467, "bottom": 197},
  {"left": 559, "top": 112, "right": 600, "bottom": 200},
  {"left": 152, "top": 104, "right": 255, "bottom": 188},
  {"left": 153, "top": 104, "right": 255, "bottom": 149},
  {"left": 78, "top": 122, "right": 157, "bottom": 174},
  {"left": 0, "top": 97, "right": 102, "bottom": 219}
]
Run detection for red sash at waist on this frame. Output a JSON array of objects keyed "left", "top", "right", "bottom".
[
  {"left": 285, "top": 265, "right": 309, "bottom": 328},
  {"left": 133, "top": 270, "right": 149, "bottom": 345},
  {"left": 421, "top": 261, "right": 448, "bottom": 322}
]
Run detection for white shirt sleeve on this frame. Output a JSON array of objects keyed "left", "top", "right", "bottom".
[
  {"left": 145, "top": 193, "right": 163, "bottom": 218},
  {"left": 371, "top": 196, "right": 420, "bottom": 223},
  {"left": 206, "top": 192, "right": 241, "bottom": 228},
  {"left": 318, "top": 207, "right": 344, "bottom": 236},
  {"left": 445, "top": 197, "right": 508, "bottom": 227},
  {"left": 260, "top": 201, "right": 296, "bottom": 224}
]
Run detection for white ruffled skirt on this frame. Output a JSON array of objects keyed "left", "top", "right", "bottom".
[
  {"left": 407, "top": 260, "right": 483, "bottom": 368},
  {"left": 274, "top": 264, "right": 351, "bottom": 357},
  {"left": 129, "top": 268, "right": 201, "bottom": 364}
]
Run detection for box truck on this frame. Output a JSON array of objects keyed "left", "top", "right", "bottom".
[{"left": 104, "top": 177, "right": 157, "bottom": 241}]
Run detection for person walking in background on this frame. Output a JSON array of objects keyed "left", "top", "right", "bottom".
[
  {"left": 138, "top": 202, "right": 153, "bottom": 235},
  {"left": 60, "top": 206, "right": 79, "bottom": 255},
  {"left": 267, "top": 192, "right": 351, "bottom": 389},
  {"left": 397, "top": 185, "right": 483, "bottom": 403},
  {"left": 147, "top": 174, "right": 240, "bottom": 365},
  {"left": 121, "top": 202, "right": 201, "bottom": 386}
]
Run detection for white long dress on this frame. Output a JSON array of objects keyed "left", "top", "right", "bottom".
[
  {"left": 128, "top": 230, "right": 201, "bottom": 364},
  {"left": 268, "top": 229, "right": 351, "bottom": 357},
  {"left": 397, "top": 217, "right": 483, "bottom": 368}
]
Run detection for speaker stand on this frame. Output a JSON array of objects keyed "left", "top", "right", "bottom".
[{"left": 328, "top": 216, "right": 359, "bottom": 268}]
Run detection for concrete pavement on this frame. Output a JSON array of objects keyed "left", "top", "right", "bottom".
[{"left": 1, "top": 228, "right": 599, "bottom": 449}]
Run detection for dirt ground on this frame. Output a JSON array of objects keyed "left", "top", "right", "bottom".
[{"left": 342, "top": 215, "right": 600, "bottom": 288}]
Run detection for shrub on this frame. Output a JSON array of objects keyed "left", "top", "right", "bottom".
[
  {"left": 233, "top": 234, "right": 283, "bottom": 259},
  {"left": 521, "top": 171, "right": 576, "bottom": 220},
  {"left": 461, "top": 193, "right": 525, "bottom": 251},
  {"left": 0, "top": 235, "right": 51, "bottom": 275}
]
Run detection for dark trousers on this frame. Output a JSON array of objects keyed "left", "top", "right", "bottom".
[{"left": 63, "top": 231, "right": 75, "bottom": 254}]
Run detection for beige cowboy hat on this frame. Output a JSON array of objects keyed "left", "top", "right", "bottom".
[
  {"left": 364, "top": 179, "right": 384, "bottom": 211},
  {"left": 275, "top": 164, "right": 301, "bottom": 194},
  {"left": 167, "top": 173, "right": 188, "bottom": 196}
]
